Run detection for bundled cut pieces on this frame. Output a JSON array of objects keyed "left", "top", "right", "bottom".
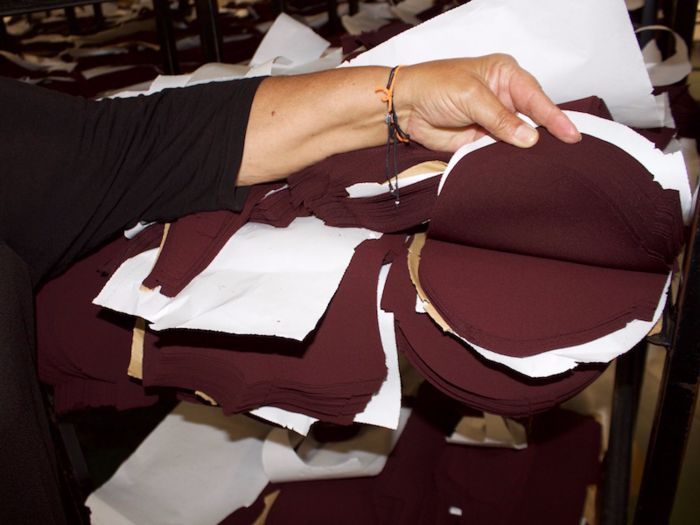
[
  {"left": 417, "top": 130, "right": 684, "bottom": 356},
  {"left": 381, "top": 243, "right": 607, "bottom": 417},
  {"left": 137, "top": 235, "right": 405, "bottom": 424},
  {"left": 230, "top": 384, "right": 601, "bottom": 525},
  {"left": 37, "top": 96, "right": 689, "bottom": 424}
]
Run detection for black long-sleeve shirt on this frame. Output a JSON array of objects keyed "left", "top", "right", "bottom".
[
  {"left": 0, "top": 75, "right": 263, "bottom": 285},
  {"left": 0, "top": 75, "right": 264, "bottom": 524}
]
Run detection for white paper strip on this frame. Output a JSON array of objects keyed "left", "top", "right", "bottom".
[{"left": 94, "top": 217, "right": 381, "bottom": 340}]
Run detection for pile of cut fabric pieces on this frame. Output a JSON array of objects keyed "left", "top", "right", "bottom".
[
  {"left": 28, "top": 0, "right": 700, "bottom": 523},
  {"left": 37, "top": 95, "right": 690, "bottom": 423}
]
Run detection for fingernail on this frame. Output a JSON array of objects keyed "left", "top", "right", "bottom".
[{"left": 514, "top": 124, "right": 538, "bottom": 146}]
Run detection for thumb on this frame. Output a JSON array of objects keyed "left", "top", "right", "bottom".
[{"left": 466, "top": 87, "right": 540, "bottom": 148}]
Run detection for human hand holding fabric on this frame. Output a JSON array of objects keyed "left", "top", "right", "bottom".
[
  {"left": 238, "top": 54, "right": 580, "bottom": 186},
  {"left": 394, "top": 54, "right": 581, "bottom": 152}
]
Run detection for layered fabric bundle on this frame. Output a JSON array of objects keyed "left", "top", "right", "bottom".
[
  {"left": 141, "top": 182, "right": 305, "bottom": 298},
  {"left": 405, "top": 103, "right": 689, "bottom": 379},
  {"left": 137, "top": 235, "right": 406, "bottom": 424},
  {"left": 39, "top": 97, "right": 689, "bottom": 425},
  {"left": 38, "top": 233, "right": 405, "bottom": 424},
  {"left": 417, "top": 130, "right": 684, "bottom": 356},
  {"left": 286, "top": 143, "right": 452, "bottom": 232},
  {"left": 233, "top": 385, "right": 601, "bottom": 525},
  {"left": 140, "top": 144, "right": 450, "bottom": 299},
  {"left": 36, "top": 226, "right": 164, "bottom": 413},
  {"left": 381, "top": 244, "right": 607, "bottom": 417}
]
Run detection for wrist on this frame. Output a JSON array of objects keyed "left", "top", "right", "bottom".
[
  {"left": 388, "top": 65, "right": 414, "bottom": 141},
  {"left": 375, "top": 65, "right": 412, "bottom": 144}
]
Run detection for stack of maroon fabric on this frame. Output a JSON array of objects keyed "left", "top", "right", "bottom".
[
  {"left": 36, "top": 226, "right": 164, "bottom": 413},
  {"left": 381, "top": 243, "right": 607, "bottom": 417},
  {"left": 223, "top": 384, "right": 601, "bottom": 525},
  {"left": 286, "top": 143, "right": 452, "bottom": 233},
  {"left": 37, "top": 230, "right": 406, "bottom": 423},
  {"left": 417, "top": 129, "right": 684, "bottom": 357},
  {"left": 139, "top": 234, "right": 406, "bottom": 424}
]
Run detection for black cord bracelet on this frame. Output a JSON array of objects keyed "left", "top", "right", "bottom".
[{"left": 375, "top": 65, "right": 410, "bottom": 208}]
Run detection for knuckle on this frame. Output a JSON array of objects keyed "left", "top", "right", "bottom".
[{"left": 492, "top": 110, "right": 517, "bottom": 135}]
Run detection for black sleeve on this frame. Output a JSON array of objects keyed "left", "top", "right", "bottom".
[{"left": 0, "top": 75, "right": 265, "bottom": 284}]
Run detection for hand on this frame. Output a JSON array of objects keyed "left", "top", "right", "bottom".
[
  {"left": 239, "top": 55, "right": 580, "bottom": 186},
  {"left": 395, "top": 54, "right": 581, "bottom": 152}
]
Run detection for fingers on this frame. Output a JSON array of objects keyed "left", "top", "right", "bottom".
[
  {"left": 498, "top": 58, "right": 582, "bottom": 145},
  {"left": 399, "top": 55, "right": 581, "bottom": 152},
  {"left": 464, "top": 80, "right": 541, "bottom": 148}
]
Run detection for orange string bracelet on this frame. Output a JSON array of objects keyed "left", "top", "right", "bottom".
[
  {"left": 375, "top": 66, "right": 410, "bottom": 208},
  {"left": 375, "top": 65, "right": 410, "bottom": 144}
]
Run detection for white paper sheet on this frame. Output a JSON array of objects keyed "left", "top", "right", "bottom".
[
  {"left": 86, "top": 403, "right": 272, "bottom": 525},
  {"left": 342, "top": 11, "right": 391, "bottom": 36},
  {"left": 249, "top": 405, "right": 318, "bottom": 436},
  {"left": 249, "top": 263, "right": 403, "bottom": 434},
  {"left": 342, "top": 0, "right": 662, "bottom": 128},
  {"left": 250, "top": 13, "right": 330, "bottom": 68},
  {"left": 262, "top": 407, "right": 411, "bottom": 483},
  {"left": 94, "top": 217, "right": 381, "bottom": 340},
  {"left": 353, "top": 263, "right": 402, "bottom": 428},
  {"left": 638, "top": 25, "right": 694, "bottom": 87}
]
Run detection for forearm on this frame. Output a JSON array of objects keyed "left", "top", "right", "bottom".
[
  {"left": 239, "top": 67, "right": 392, "bottom": 186},
  {"left": 237, "top": 56, "right": 581, "bottom": 187}
]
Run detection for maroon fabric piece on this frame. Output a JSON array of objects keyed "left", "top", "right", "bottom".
[
  {"left": 287, "top": 143, "right": 452, "bottom": 233},
  {"left": 655, "top": 84, "right": 700, "bottom": 146},
  {"left": 36, "top": 231, "right": 162, "bottom": 413},
  {"left": 141, "top": 182, "right": 295, "bottom": 297},
  {"left": 420, "top": 130, "right": 684, "bottom": 356},
  {"left": 248, "top": 185, "right": 309, "bottom": 227},
  {"left": 264, "top": 383, "right": 458, "bottom": 525},
  {"left": 142, "top": 235, "right": 405, "bottom": 423},
  {"left": 633, "top": 126, "right": 677, "bottom": 151},
  {"left": 430, "top": 409, "right": 600, "bottom": 525},
  {"left": 372, "top": 383, "right": 461, "bottom": 524},
  {"left": 266, "top": 475, "right": 380, "bottom": 524},
  {"left": 218, "top": 482, "right": 282, "bottom": 525},
  {"left": 381, "top": 245, "right": 606, "bottom": 416},
  {"left": 262, "top": 406, "right": 599, "bottom": 525},
  {"left": 558, "top": 96, "right": 614, "bottom": 120},
  {"left": 420, "top": 242, "right": 669, "bottom": 357}
]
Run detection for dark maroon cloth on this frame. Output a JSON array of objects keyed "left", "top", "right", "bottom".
[
  {"left": 141, "top": 234, "right": 406, "bottom": 423},
  {"left": 419, "top": 130, "right": 684, "bottom": 356},
  {"left": 429, "top": 408, "right": 601, "bottom": 525},
  {"left": 263, "top": 383, "right": 458, "bottom": 525},
  {"left": 287, "top": 143, "right": 452, "bottom": 232},
  {"left": 558, "top": 96, "right": 614, "bottom": 120},
  {"left": 258, "top": 384, "right": 600, "bottom": 525},
  {"left": 141, "top": 182, "right": 294, "bottom": 297},
  {"left": 655, "top": 84, "right": 700, "bottom": 148},
  {"left": 381, "top": 244, "right": 606, "bottom": 416},
  {"left": 143, "top": 143, "right": 450, "bottom": 299},
  {"left": 36, "top": 228, "right": 164, "bottom": 413}
]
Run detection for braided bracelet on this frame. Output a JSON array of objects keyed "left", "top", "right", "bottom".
[{"left": 375, "top": 65, "right": 410, "bottom": 208}]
